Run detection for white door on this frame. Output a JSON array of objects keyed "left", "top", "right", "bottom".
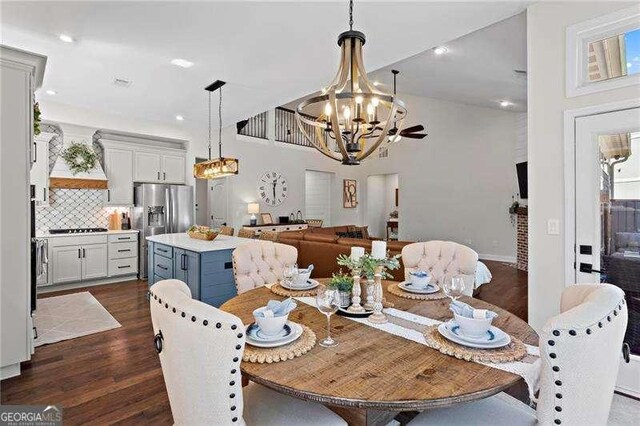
[
  {"left": 51, "top": 246, "right": 82, "bottom": 284},
  {"left": 82, "top": 244, "right": 108, "bottom": 280},
  {"left": 209, "top": 178, "right": 228, "bottom": 228},
  {"left": 305, "top": 170, "right": 332, "bottom": 226},
  {"left": 104, "top": 148, "right": 133, "bottom": 206},
  {"left": 134, "top": 151, "right": 161, "bottom": 182},
  {"left": 575, "top": 107, "right": 640, "bottom": 397},
  {"left": 161, "top": 153, "right": 186, "bottom": 184}
]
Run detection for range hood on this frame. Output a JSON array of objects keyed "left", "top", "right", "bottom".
[{"left": 49, "top": 124, "right": 108, "bottom": 189}]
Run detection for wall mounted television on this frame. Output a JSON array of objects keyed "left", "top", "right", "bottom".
[{"left": 516, "top": 161, "right": 528, "bottom": 199}]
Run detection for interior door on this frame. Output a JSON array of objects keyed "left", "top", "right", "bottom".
[
  {"left": 82, "top": 244, "right": 108, "bottom": 280},
  {"left": 209, "top": 178, "right": 228, "bottom": 228},
  {"left": 51, "top": 246, "right": 82, "bottom": 284},
  {"left": 575, "top": 107, "right": 640, "bottom": 397}
]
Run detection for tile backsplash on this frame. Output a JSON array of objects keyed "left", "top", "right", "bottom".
[{"left": 36, "top": 123, "right": 120, "bottom": 234}]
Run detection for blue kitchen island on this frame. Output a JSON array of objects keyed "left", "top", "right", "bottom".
[{"left": 147, "top": 233, "right": 248, "bottom": 307}]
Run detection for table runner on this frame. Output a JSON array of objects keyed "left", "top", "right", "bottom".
[{"left": 292, "top": 294, "right": 540, "bottom": 400}]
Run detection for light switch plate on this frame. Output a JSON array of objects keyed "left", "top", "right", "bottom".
[{"left": 547, "top": 219, "right": 560, "bottom": 235}]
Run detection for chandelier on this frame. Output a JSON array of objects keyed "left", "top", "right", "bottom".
[
  {"left": 295, "top": 0, "right": 407, "bottom": 165},
  {"left": 193, "top": 80, "right": 239, "bottom": 179}
]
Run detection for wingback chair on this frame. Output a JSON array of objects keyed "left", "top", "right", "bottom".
[
  {"left": 149, "top": 279, "right": 345, "bottom": 425},
  {"left": 401, "top": 241, "right": 478, "bottom": 296},
  {"left": 232, "top": 240, "right": 297, "bottom": 294},
  {"left": 409, "top": 284, "right": 628, "bottom": 426}
]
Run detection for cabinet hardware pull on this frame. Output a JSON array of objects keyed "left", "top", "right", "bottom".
[
  {"left": 82, "top": 248, "right": 86, "bottom": 258},
  {"left": 158, "top": 248, "right": 167, "bottom": 252},
  {"left": 33, "top": 141, "right": 37, "bottom": 164},
  {"left": 78, "top": 248, "right": 81, "bottom": 258},
  {"left": 158, "top": 265, "right": 168, "bottom": 270},
  {"left": 163, "top": 172, "right": 166, "bottom": 180},
  {"left": 117, "top": 249, "right": 131, "bottom": 252},
  {"left": 117, "top": 237, "right": 129, "bottom": 240},
  {"left": 181, "top": 253, "right": 187, "bottom": 270},
  {"left": 118, "top": 265, "right": 131, "bottom": 269},
  {"left": 157, "top": 171, "right": 161, "bottom": 180},
  {"left": 43, "top": 187, "right": 47, "bottom": 201},
  {"left": 107, "top": 189, "right": 111, "bottom": 202}
]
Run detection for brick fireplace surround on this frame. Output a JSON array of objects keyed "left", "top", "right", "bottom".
[{"left": 516, "top": 207, "right": 528, "bottom": 271}]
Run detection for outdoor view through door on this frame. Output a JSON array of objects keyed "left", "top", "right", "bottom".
[{"left": 575, "top": 107, "right": 640, "bottom": 396}]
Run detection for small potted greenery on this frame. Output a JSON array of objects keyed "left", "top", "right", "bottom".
[{"left": 328, "top": 271, "right": 353, "bottom": 308}]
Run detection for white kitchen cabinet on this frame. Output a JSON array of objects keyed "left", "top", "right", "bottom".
[
  {"left": 104, "top": 147, "right": 134, "bottom": 206},
  {"left": 30, "top": 133, "right": 54, "bottom": 205},
  {"left": 82, "top": 244, "right": 108, "bottom": 280},
  {"left": 134, "top": 151, "right": 162, "bottom": 182},
  {"left": 51, "top": 246, "right": 83, "bottom": 284},
  {"left": 161, "top": 153, "right": 186, "bottom": 183}
]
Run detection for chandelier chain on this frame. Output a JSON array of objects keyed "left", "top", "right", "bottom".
[
  {"left": 349, "top": 0, "right": 353, "bottom": 31},
  {"left": 218, "top": 86, "right": 223, "bottom": 158}
]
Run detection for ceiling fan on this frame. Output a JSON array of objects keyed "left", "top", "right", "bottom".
[{"left": 385, "top": 70, "right": 428, "bottom": 142}]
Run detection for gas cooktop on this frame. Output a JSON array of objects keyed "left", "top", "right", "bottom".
[{"left": 49, "top": 228, "right": 109, "bottom": 234}]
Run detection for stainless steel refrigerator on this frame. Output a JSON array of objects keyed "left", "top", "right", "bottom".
[{"left": 133, "top": 183, "right": 194, "bottom": 278}]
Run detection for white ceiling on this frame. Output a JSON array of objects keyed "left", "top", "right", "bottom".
[
  {"left": 368, "top": 12, "right": 527, "bottom": 112},
  {"left": 1, "top": 1, "right": 529, "bottom": 129}
]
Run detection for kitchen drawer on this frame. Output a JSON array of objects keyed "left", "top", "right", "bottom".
[
  {"left": 49, "top": 234, "right": 108, "bottom": 247},
  {"left": 109, "top": 241, "right": 137, "bottom": 259},
  {"left": 109, "top": 257, "right": 138, "bottom": 276},
  {"left": 108, "top": 233, "right": 138, "bottom": 243},
  {"left": 153, "top": 254, "right": 173, "bottom": 279},
  {"left": 154, "top": 243, "right": 173, "bottom": 259}
]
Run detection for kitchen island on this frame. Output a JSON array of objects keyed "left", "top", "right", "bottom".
[{"left": 147, "top": 233, "right": 248, "bottom": 307}]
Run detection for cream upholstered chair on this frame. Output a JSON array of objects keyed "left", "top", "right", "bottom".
[
  {"left": 232, "top": 240, "right": 297, "bottom": 294},
  {"left": 237, "top": 228, "right": 256, "bottom": 239},
  {"left": 409, "top": 284, "right": 628, "bottom": 426},
  {"left": 149, "top": 279, "right": 345, "bottom": 425},
  {"left": 401, "top": 241, "right": 478, "bottom": 296},
  {"left": 258, "top": 230, "right": 279, "bottom": 242},
  {"left": 219, "top": 226, "right": 235, "bottom": 236}
]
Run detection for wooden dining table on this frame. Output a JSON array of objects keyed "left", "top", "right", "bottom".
[{"left": 220, "top": 279, "right": 538, "bottom": 426}]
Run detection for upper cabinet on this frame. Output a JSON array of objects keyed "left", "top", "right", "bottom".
[
  {"left": 30, "top": 132, "right": 55, "bottom": 206},
  {"left": 161, "top": 153, "right": 186, "bottom": 183},
  {"left": 133, "top": 150, "right": 186, "bottom": 184},
  {"left": 134, "top": 151, "right": 162, "bottom": 182},
  {"left": 104, "top": 147, "right": 134, "bottom": 206}
]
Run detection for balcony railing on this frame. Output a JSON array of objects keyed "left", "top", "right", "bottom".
[
  {"left": 275, "top": 107, "right": 316, "bottom": 148},
  {"left": 237, "top": 111, "right": 268, "bottom": 140}
]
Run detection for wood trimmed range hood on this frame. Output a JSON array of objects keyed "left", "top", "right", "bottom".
[{"left": 49, "top": 124, "right": 108, "bottom": 189}]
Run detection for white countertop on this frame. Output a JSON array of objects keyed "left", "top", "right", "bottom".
[
  {"left": 37, "top": 229, "right": 139, "bottom": 238},
  {"left": 146, "top": 233, "right": 249, "bottom": 253}
]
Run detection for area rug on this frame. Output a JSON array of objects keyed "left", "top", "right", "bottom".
[{"left": 34, "top": 291, "right": 121, "bottom": 347}]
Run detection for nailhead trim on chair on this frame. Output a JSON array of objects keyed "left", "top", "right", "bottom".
[
  {"left": 149, "top": 289, "right": 245, "bottom": 424},
  {"left": 543, "top": 297, "right": 626, "bottom": 425}
]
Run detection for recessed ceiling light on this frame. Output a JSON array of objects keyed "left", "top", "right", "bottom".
[
  {"left": 499, "top": 100, "right": 512, "bottom": 107},
  {"left": 373, "top": 81, "right": 381, "bottom": 86},
  {"left": 175, "top": 115, "right": 184, "bottom": 121},
  {"left": 433, "top": 46, "right": 448, "bottom": 55},
  {"left": 171, "top": 58, "right": 194, "bottom": 68},
  {"left": 45, "top": 89, "right": 57, "bottom": 95},
  {"left": 59, "top": 34, "right": 74, "bottom": 43}
]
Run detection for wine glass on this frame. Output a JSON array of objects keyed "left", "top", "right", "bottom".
[
  {"left": 315, "top": 284, "right": 340, "bottom": 347},
  {"left": 443, "top": 275, "right": 466, "bottom": 302},
  {"left": 283, "top": 263, "right": 298, "bottom": 287}
]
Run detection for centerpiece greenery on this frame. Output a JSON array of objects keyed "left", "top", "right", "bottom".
[
  {"left": 60, "top": 142, "right": 98, "bottom": 175},
  {"left": 33, "top": 103, "right": 41, "bottom": 136},
  {"left": 328, "top": 270, "right": 354, "bottom": 292},
  {"left": 337, "top": 252, "right": 401, "bottom": 280}
]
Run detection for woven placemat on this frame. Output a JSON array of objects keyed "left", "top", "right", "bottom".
[
  {"left": 387, "top": 283, "right": 448, "bottom": 301},
  {"left": 243, "top": 325, "right": 316, "bottom": 364},
  {"left": 270, "top": 283, "right": 319, "bottom": 297},
  {"left": 423, "top": 325, "right": 527, "bottom": 363}
]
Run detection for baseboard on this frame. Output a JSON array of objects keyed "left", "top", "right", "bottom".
[
  {"left": 37, "top": 274, "right": 138, "bottom": 294},
  {"left": 0, "top": 363, "right": 21, "bottom": 380},
  {"left": 478, "top": 254, "right": 516, "bottom": 263}
]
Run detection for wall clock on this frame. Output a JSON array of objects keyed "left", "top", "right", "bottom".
[{"left": 258, "top": 171, "right": 287, "bottom": 206}]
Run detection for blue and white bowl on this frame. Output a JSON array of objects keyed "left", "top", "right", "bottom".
[
  {"left": 253, "top": 307, "right": 289, "bottom": 336},
  {"left": 409, "top": 270, "right": 431, "bottom": 289}
]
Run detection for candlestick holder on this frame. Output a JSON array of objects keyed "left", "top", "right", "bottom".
[
  {"left": 364, "top": 278, "right": 375, "bottom": 310},
  {"left": 368, "top": 266, "right": 388, "bottom": 324},
  {"left": 347, "top": 269, "right": 365, "bottom": 313}
]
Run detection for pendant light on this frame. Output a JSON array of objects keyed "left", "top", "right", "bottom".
[
  {"left": 193, "top": 80, "right": 239, "bottom": 179},
  {"left": 295, "top": 0, "right": 407, "bottom": 165}
]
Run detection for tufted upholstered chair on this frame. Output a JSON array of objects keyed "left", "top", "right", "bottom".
[
  {"left": 409, "top": 284, "right": 628, "bottom": 426},
  {"left": 219, "top": 226, "right": 235, "bottom": 236},
  {"left": 232, "top": 240, "right": 297, "bottom": 294},
  {"left": 401, "top": 241, "right": 478, "bottom": 296},
  {"left": 149, "top": 279, "right": 346, "bottom": 425}
]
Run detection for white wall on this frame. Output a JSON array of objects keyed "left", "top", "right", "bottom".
[
  {"left": 366, "top": 173, "right": 398, "bottom": 239},
  {"left": 527, "top": 1, "right": 639, "bottom": 331},
  {"left": 363, "top": 94, "right": 519, "bottom": 260}
]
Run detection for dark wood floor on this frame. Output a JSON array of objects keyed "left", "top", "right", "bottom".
[{"left": 0, "top": 260, "right": 527, "bottom": 425}]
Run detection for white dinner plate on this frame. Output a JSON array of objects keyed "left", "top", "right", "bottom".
[
  {"left": 246, "top": 321, "right": 303, "bottom": 348},
  {"left": 398, "top": 281, "right": 440, "bottom": 294},
  {"left": 437, "top": 322, "right": 511, "bottom": 349},
  {"left": 280, "top": 279, "right": 319, "bottom": 291}
]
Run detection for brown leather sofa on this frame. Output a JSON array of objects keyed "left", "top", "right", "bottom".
[{"left": 278, "top": 230, "right": 412, "bottom": 281}]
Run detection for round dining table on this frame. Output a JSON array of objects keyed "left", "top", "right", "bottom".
[{"left": 221, "top": 279, "right": 538, "bottom": 426}]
